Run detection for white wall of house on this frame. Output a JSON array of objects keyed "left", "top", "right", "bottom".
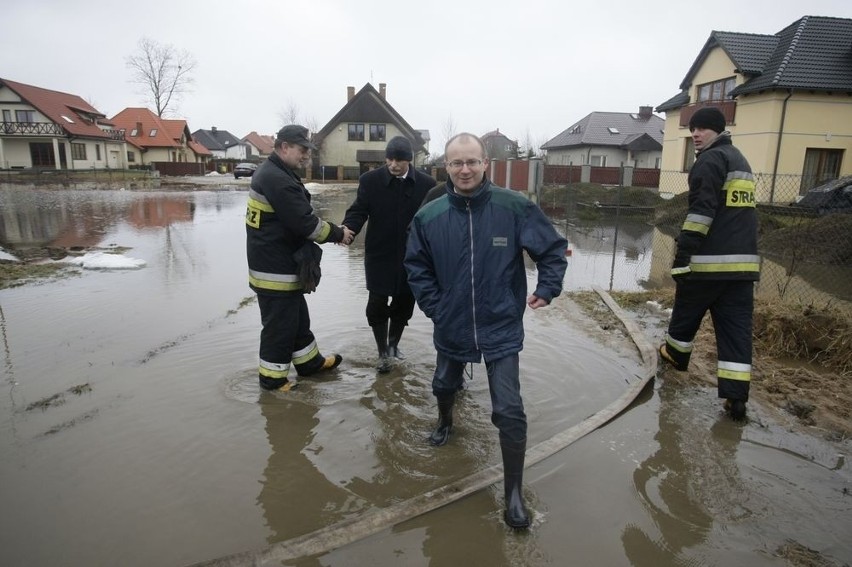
[{"left": 320, "top": 124, "right": 406, "bottom": 167}]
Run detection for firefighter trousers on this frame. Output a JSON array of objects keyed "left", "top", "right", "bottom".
[{"left": 664, "top": 279, "right": 754, "bottom": 402}]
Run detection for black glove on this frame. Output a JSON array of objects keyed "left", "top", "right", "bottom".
[{"left": 671, "top": 253, "right": 691, "bottom": 282}]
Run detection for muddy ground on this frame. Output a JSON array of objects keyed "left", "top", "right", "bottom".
[{"left": 571, "top": 288, "right": 852, "bottom": 444}]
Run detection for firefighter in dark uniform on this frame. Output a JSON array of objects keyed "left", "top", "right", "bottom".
[
  {"left": 246, "top": 125, "right": 354, "bottom": 391},
  {"left": 342, "top": 136, "right": 436, "bottom": 373},
  {"left": 659, "top": 107, "right": 760, "bottom": 421}
]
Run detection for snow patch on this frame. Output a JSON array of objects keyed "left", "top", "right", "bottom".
[
  {"left": 0, "top": 247, "right": 20, "bottom": 262},
  {"left": 64, "top": 251, "right": 147, "bottom": 270}
]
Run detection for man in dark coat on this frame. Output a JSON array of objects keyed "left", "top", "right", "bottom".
[{"left": 342, "top": 136, "right": 436, "bottom": 372}]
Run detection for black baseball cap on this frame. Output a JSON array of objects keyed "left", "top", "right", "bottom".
[{"left": 276, "top": 125, "right": 317, "bottom": 150}]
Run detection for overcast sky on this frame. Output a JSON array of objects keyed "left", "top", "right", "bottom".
[{"left": 2, "top": 0, "right": 851, "bottom": 154}]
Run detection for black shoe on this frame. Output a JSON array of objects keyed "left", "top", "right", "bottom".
[
  {"left": 429, "top": 395, "right": 455, "bottom": 446},
  {"left": 659, "top": 344, "right": 688, "bottom": 371},
  {"left": 376, "top": 355, "right": 391, "bottom": 374},
  {"left": 725, "top": 399, "right": 747, "bottom": 421},
  {"left": 501, "top": 439, "right": 531, "bottom": 529}
]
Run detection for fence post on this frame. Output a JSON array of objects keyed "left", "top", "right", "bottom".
[
  {"left": 581, "top": 164, "right": 591, "bottom": 183},
  {"left": 621, "top": 165, "right": 634, "bottom": 187},
  {"left": 529, "top": 158, "right": 543, "bottom": 203}
]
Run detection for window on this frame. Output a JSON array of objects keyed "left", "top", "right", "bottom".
[
  {"left": 130, "top": 128, "right": 138, "bottom": 136},
  {"left": 127, "top": 151, "right": 136, "bottom": 163},
  {"left": 682, "top": 137, "right": 696, "bottom": 172},
  {"left": 30, "top": 142, "right": 55, "bottom": 167},
  {"left": 655, "top": 157, "right": 662, "bottom": 169},
  {"left": 150, "top": 129, "right": 158, "bottom": 137},
  {"left": 607, "top": 127, "right": 619, "bottom": 134},
  {"left": 95, "top": 145, "right": 101, "bottom": 161},
  {"left": 590, "top": 155, "right": 607, "bottom": 167},
  {"left": 2, "top": 110, "right": 10, "bottom": 122},
  {"left": 16, "top": 110, "right": 36, "bottom": 123},
  {"left": 800, "top": 148, "right": 844, "bottom": 194},
  {"left": 348, "top": 123, "right": 365, "bottom": 141},
  {"left": 61, "top": 115, "right": 75, "bottom": 123},
  {"left": 697, "top": 77, "right": 736, "bottom": 102},
  {"left": 71, "top": 142, "right": 87, "bottom": 160},
  {"left": 369, "top": 124, "right": 385, "bottom": 141}
]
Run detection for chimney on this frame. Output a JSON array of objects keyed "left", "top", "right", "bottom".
[
  {"left": 347, "top": 86, "right": 355, "bottom": 101},
  {"left": 379, "top": 83, "right": 386, "bottom": 99},
  {"left": 639, "top": 106, "right": 652, "bottom": 118},
  {"left": 135, "top": 122, "right": 142, "bottom": 136},
  {"left": 211, "top": 126, "right": 217, "bottom": 135}
]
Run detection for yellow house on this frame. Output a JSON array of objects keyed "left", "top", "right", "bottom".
[{"left": 656, "top": 15, "right": 852, "bottom": 203}]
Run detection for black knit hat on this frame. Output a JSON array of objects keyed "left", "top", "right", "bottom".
[
  {"left": 688, "top": 107, "right": 726, "bottom": 133},
  {"left": 386, "top": 136, "right": 413, "bottom": 161}
]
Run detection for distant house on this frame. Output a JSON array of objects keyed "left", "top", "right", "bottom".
[
  {"left": 482, "top": 129, "right": 519, "bottom": 160},
  {"left": 111, "top": 107, "right": 209, "bottom": 166},
  {"left": 192, "top": 127, "right": 246, "bottom": 160},
  {"left": 656, "top": 15, "right": 852, "bottom": 200},
  {"left": 0, "top": 77, "right": 127, "bottom": 170},
  {"left": 313, "top": 83, "right": 428, "bottom": 174},
  {"left": 541, "top": 106, "right": 664, "bottom": 169},
  {"left": 242, "top": 131, "right": 274, "bottom": 161}
]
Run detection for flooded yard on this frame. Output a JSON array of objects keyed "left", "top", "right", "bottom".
[{"left": 1, "top": 184, "right": 850, "bottom": 566}]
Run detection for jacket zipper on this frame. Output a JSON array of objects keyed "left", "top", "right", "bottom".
[{"left": 467, "top": 200, "right": 479, "bottom": 350}]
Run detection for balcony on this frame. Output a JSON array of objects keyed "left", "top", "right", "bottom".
[
  {"left": 1, "top": 121, "right": 65, "bottom": 136},
  {"left": 679, "top": 100, "right": 737, "bottom": 128}
]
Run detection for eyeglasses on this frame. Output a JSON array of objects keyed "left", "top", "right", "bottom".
[{"left": 445, "top": 159, "right": 484, "bottom": 170}]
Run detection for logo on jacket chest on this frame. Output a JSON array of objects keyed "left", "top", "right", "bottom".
[{"left": 492, "top": 236, "right": 508, "bottom": 247}]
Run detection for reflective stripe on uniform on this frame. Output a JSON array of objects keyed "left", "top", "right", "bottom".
[
  {"left": 292, "top": 340, "right": 320, "bottom": 365},
  {"left": 248, "top": 269, "right": 302, "bottom": 291},
  {"left": 259, "top": 358, "right": 290, "bottom": 379},
  {"left": 682, "top": 213, "right": 713, "bottom": 235},
  {"left": 717, "top": 360, "right": 751, "bottom": 382},
  {"left": 247, "top": 190, "right": 274, "bottom": 212},
  {"left": 308, "top": 218, "right": 332, "bottom": 242},
  {"left": 689, "top": 254, "right": 760, "bottom": 273},
  {"left": 665, "top": 333, "right": 693, "bottom": 353}
]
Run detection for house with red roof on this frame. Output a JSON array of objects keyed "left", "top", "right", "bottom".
[
  {"left": 242, "top": 131, "right": 274, "bottom": 160},
  {"left": 111, "top": 107, "right": 210, "bottom": 167},
  {"left": 0, "top": 77, "right": 127, "bottom": 170}
]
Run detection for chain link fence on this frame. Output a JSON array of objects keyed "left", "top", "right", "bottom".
[{"left": 539, "top": 170, "right": 852, "bottom": 312}]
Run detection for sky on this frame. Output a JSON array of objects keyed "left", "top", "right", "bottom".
[{"left": 2, "top": 0, "right": 851, "bottom": 155}]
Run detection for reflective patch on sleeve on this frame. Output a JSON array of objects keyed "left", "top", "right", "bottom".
[
  {"left": 724, "top": 173, "right": 756, "bottom": 207},
  {"left": 682, "top": 213, "right": 713, "bottom": 235}
]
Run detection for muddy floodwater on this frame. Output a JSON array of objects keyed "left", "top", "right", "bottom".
[{"left": 1, "top": 184, "right": 850, "bottom": 567}]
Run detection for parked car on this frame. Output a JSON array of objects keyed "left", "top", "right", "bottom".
[
  {"left": 792, "top": 175, "right": 852, "bottom": 215},
  {"left": 233, "top": 163, "right": 258, "bottom": 179}
]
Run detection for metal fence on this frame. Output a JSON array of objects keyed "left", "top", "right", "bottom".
[{"left": 540, "top": 170, "right": 852, "bottom": 311}]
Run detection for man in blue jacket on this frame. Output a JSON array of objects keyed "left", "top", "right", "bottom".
[{"left": 405, "top": 133, "right": 568, "bottom": 529}]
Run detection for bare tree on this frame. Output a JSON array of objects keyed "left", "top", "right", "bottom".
[
  {"left": 440, "top": 114, "right": 457, "bottom": 154},
  {"left": 278, "top": 101, "right": 300, "bottom": 127},
  {"left": 126, "top": 37, "right": 196, "bottom": 117}
]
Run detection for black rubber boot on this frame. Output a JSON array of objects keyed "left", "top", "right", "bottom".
[
  {"left": 371, "top": 323, "right": 391, "bottom": 373},
  {"left": 429, "top": 394, "right": 455, "bottom": 446},
  {"left": 388, "top": 320, "right": 406, "bottom": 359},
  {"left": 500, "top": 438, "right": 530, "bottom": 529}
]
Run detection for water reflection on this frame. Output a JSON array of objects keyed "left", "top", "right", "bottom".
[
  {"left": 258, "top": 393, "right": 364, "bottom": 546},
  {"left": 0, "top": 188, "right": 195, "bottom": 252},
  {"left": 623, "top": 384, "right": 747, "bottom": 565}
]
